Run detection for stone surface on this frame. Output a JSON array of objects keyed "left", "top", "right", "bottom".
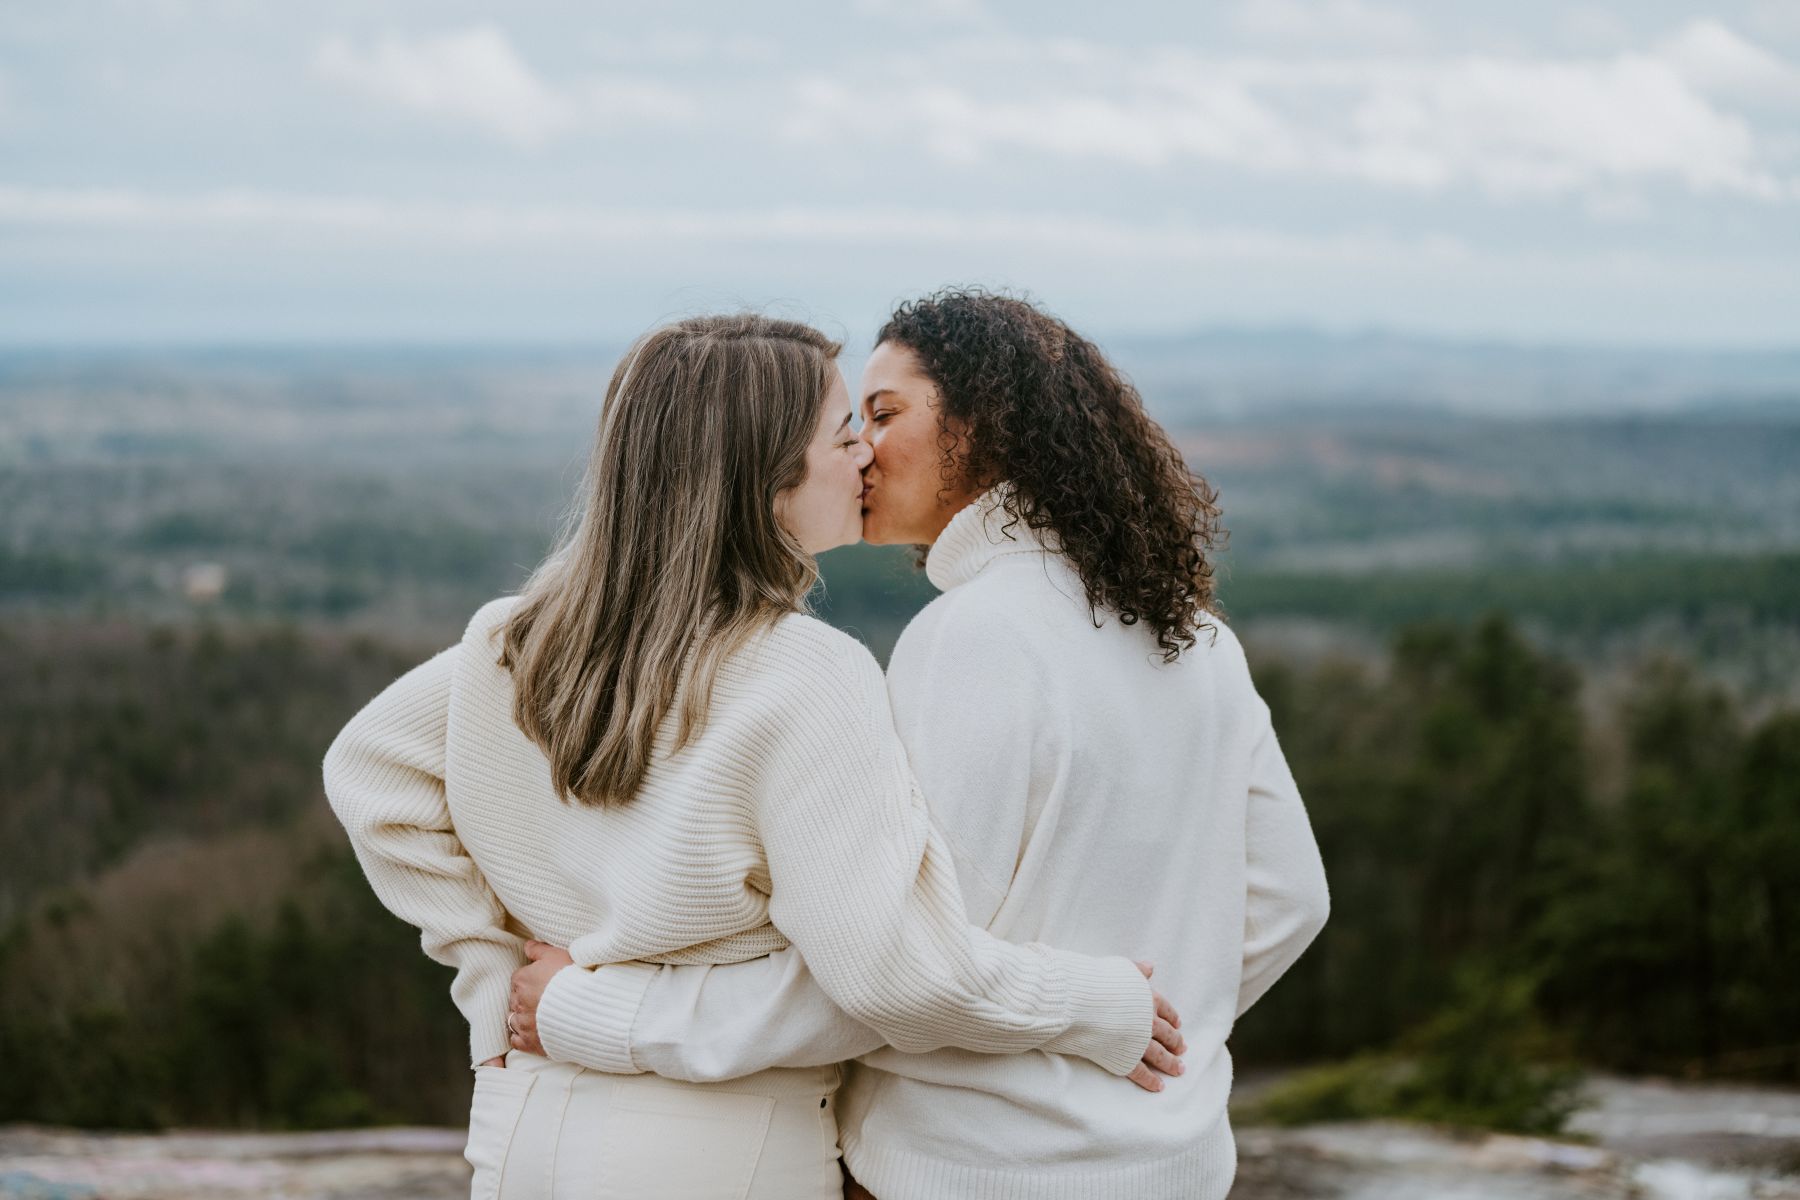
[
  {"left": 0, "top": 1127, "right": 469, "bottom": 1200},
  {"left": 1, "top": 1074, "right": 1797, "bottom": 1200}
]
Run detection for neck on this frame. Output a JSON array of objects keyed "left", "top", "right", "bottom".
[
  {"left": 923, "top": 484, "right": 1057, "bottom": 592},
  {"left": 918, "top": 489, "right": 985, "bottom": 547}
]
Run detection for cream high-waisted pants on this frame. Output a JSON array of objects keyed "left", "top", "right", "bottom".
[{"left": 465, "top": 1052, "right": 845, "bottom": 1200}]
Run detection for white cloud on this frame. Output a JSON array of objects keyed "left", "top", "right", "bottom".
[
  {"left": 786, "top": 76, "right": 1296, "bottom": 169},
  {"left": 314, "top": 27, "right": 571, "bottom": 146},
  {"left": 0, "top": 182, "right": 1471, "bottom": 267},
  {"left": 1235, "top": 0, "right": 1425, "bottom": 50},
  {"left": 1336, "top": 54, "right": 1777, "bottom": 199},
  {"left": 8, "top": 184, "right": 1797, "bottom": 346},
  {"left": 16, "top": 182, "right": 1800, "bottom": 329},
  {"left": 313, "top": 26, "right": 693, "bottom": 147},
  {"left": 1657, "top": 19, "right": 1800, "bottom": 109},
  {"left": 784, "top": 28, "right": 1798, "bottom": 204}
]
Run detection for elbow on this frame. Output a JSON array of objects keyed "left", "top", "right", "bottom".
[
  {"left": 828, "top": 991, "right": 948, "bottom": 1054},
  {"left": 1308, "top": 888, "right": 1331, "bottom": 942},
  {"left": 1300, "top": 872, "right": 1331, "bottom": 945},
  {"left": 321, "top": 738, "right": 348, "bottom": 818},
  {"left": 800, "top": 941, "right": 944, "bottom": 1048},
  {"left": 1259, "top": 870, "right": 1330, "bottom": 961},
  {"left": 320, "top": 725, "right": 370, "bottom": 832},
  {"left": 834, "top": 990, "right": 917, "bottom": 1032}
]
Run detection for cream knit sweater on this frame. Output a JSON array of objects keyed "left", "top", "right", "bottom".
[
  {"left": 321, "top": 594, "right": 1154, "bottom": 1075},
  {"left": 531, "top": 489, "right": 1333, "bottom": 1200}
]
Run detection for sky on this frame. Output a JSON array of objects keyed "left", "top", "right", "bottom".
[{"left": 3, "top": 0, "right": 1799, "bottom": 348}]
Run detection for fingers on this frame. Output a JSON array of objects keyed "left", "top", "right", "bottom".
[
  {"left": 1126, "top": 1063, "right": 1165, "bottom": 1093},
  {"left": 1142, "top": 1026, "right": 1184, "bottom": 1077},
  {"left": 507, "top": 1000, "right": 538, "bottom": 1051},
  {"left": 524, "top": 940, "right": 549, "bottom": 961},
  {"left": 1138, "top": 1014, "right": 1186, "bottom": 1081},
  {"left": 1141, "top": 1041, "right": 1182, "bottom": 1079},
  {"left": 1153, "top": 988, "right": 1181, "bottom": 1031},
  {"left": 1129, "top": 1007, "right": 1187, "bottom": 1093},
  {"left": 1134, "top": 960, "right": 1154, "bottom": 980}
]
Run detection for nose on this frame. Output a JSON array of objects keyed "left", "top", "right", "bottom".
[{"left": 853, "top": 439, "right": 874, "bottom": 470}]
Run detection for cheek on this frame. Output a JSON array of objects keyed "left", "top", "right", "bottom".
[
  {"left": 826, "top": 450, "right": 859, "bottom": 501},
  {"left": 832, "top": 450, "right": 859, "bottom": 486},
  {"left": 884, "top": 426, "right": 937, "bottom": 495}
]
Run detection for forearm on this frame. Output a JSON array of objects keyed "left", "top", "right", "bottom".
[
  {"left": 343, "top": 830, "right": 523, "bottom": 1064},
  {"left": 537, "top": 950, "right": 887, "bottom": 1083}
]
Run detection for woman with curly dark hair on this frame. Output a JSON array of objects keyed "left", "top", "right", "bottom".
[
  {"left": 506, "top": 291, "right": 1331, "bottom": 1200},
  {"left": 859, "top": 289, "right": 1224, "bottom": 661}
]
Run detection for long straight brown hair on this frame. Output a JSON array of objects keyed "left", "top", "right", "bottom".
[{"left": 499, "top": 314, "right": 841, "bottom": 807}]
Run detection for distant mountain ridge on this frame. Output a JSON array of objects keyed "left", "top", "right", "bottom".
[{"left": 1105, "top": 327, "right": 1800, "bottom": 419}]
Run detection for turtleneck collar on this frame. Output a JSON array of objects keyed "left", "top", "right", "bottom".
[{"left": 924, "top": 485, "right": 1059, "bottom": 592}]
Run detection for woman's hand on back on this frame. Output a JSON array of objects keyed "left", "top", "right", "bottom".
[
  {"left": 506, "top": 939, "right": 576, "bottom": 1057},
  {"left": 1128, "top": 961, "right": 1185, "bottom": 1094}
]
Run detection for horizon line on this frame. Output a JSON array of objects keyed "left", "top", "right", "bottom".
[{"left": 3, "top": 324, "right": 1799, "bottom": 359}]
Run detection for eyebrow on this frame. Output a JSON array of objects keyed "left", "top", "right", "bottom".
[
  {"left": 835, "top": 413, "right": 853, "bottom": 433},
  {"left": 862, "top": 387, "right": 897, "bottom": 410}
]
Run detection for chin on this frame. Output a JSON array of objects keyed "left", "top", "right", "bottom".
[{"left": 859, "top": 506, "right": 909, "bottom": 547}]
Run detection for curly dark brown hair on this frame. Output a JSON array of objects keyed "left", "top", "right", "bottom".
[{"left": 878, "top": 288, "right": 1225, "bottom": 661}]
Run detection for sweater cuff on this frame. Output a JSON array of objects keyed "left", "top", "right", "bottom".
[
  {"left": 458, "top": 942, "right": 524, "bottom": 1068},
  {"left": 535, "top": 962, "right": 659, "bottom": 1075},
  {"left": 1038, "top": 952, "right": 1154, "bottom": 1076}
]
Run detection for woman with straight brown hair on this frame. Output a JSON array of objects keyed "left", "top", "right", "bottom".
[{"left": 322, "top": 313, "right": 1182, "bottom": 1200}]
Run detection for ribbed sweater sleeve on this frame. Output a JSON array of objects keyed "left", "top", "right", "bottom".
[
  {"left": 1235, "top": 697, "right": 1331, "bottom": 1019},
  {"left": 747, "top": 627, "right": 1153, "bottom": 1075},
  {"left": 321, "top": 645, "right": 524, "bottom": 1066},
  {"left": 536, "top": 949, "right": 884, "bottom": 1083}
]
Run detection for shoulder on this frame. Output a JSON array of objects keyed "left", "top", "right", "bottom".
[
  {"left": 728, "top": 615, "right": 897, "bottom": 750},
  {"left": 1189, "top": 612, "right": 1250, "bottom": 675},
  {"left": 323, "top": 638, "right": 461, "bottom": 775},
  {"left": 890, "top": 581, "right": 1037, "bottom": 683},
  {"left": 463, "top": 594, "right": 523, "bottom": 651},
  {"left": 750, "top": 613, "right": 886, "bottom": 689},
  {"left": 1197, "top": 611, "right": 1243, "bottom": 654}
]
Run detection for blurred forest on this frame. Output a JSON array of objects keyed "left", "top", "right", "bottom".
[{"left": 1, "top": 345, "right": 1797, "bottom": 1130}]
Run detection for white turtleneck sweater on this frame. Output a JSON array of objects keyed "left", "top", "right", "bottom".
[
  {"left": 533, "top": 489, "right": 1332, "bottom": 1200},
  {"left": 322, "top": 585, "right": 1155, "bottom": 1079}
]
